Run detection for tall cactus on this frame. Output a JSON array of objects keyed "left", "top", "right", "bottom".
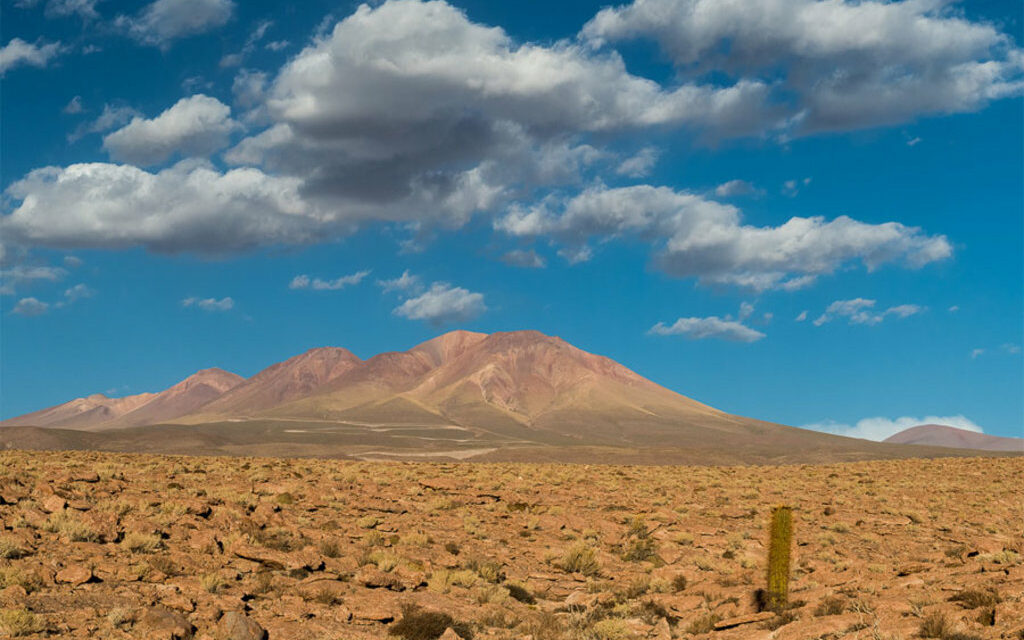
[{"left": 766, "top": 505, "right": 793, "bottom": 611}]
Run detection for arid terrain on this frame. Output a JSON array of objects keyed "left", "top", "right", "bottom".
[
  {"left": 1, "top": 450, "right": 1021, "bottom": 639},
  {"left": 4, "top": 331, "right": 1019, "bottom": 465}
]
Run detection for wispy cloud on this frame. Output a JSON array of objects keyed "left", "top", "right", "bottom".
[
  {"left": 649, "top": 316, "right": 765, "bottom": 343},
  {"left": 501, "top": 249, "right": 546, "bottom": 269},
  {"left": 814, "top": 298, "right": 924, "bottom": 326},
  {"left": 182, "top": 296, "right": 233, "bottom": 311},
  {"left": 289, "top": 270, "right": 370, "bottom": 291},
  {"left": 378, "top": 270, "right": 423, "bottom": 295}
]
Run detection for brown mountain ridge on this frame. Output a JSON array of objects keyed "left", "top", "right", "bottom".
[
  {"left": 2, "top": 330, "right": 1016, "bottom": 464},
  {"left": 884, "top": 424, "right": 1024, "bottom": 452}
]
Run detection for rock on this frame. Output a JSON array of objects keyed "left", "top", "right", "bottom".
[
  {"left": 215, "top": 612, "right": 267, "bottom": 640},
  {"left": 0, "top": 585, "right": 29, "bottom": 606},
  {"left": 66, "top": 471, "right": 101, "bottom": 483},
  {"left": 140, "top": 607, "right": 195, "bottom": 640},
  {"left": 42, "top": 494, "right": 67, "bottom": 513},
  {"left": 653, "top": 617, "right": 672, "bottom": 640},
  {"left": 347, "top": 594, "right": 399, "bottom": 623},
  {"left": 563, "top": 590, "right": 597, "bottom": 610},
  {"left": 162, "top": 593, "right": 196, "bottom": 613},
  {"left": 56, "top": 565, "right": 95, "bottom": 586},
  {"left": 439, "top": 628, "right": 461, "bottom": 640},
  {"left": 713, "top": 612, "right": 775, "bottom": 630},
  {"left": 357, "top": 567, "right": 405, "bottom": 591}
]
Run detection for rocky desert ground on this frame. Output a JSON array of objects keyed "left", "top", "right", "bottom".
[{"left": 0, "top": 450, "right": 1021, "bottom": 640}]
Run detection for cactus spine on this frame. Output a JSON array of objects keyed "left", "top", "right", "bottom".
[{"left": 766, "top": 505, "right": 793, "bottom": 611}]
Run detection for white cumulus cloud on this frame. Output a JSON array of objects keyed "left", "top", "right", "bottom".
[
  {"left": 1, "top": 161, "right": 339, "bottom": 254},
  {"left": 393, "top": 282, "right": 486, "bottom": 325},
  {"left": 582, "top": 0, "right": 1024, "bottom": 134},
  {"left": 11, "top": 297, "right": 50, "bottom": 316},
  {"left": 0, "top": 38, "right": 63, "bottom": 76},
  {"left": 497, "top": 184, "right": 951, "bottom": 291},
  {"left": 117, "top": 0, "right": 235, "bottom": 48},
  {"left": 103, "top": 95, "right": 239, "bottom": 165},
  {"left": 804, "top": 415, "right": 983, "bottom": 441}
]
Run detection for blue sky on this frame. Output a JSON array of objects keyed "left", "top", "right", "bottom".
[{"left": 1, "top": 0, "right": 1021, "bottom": 440}]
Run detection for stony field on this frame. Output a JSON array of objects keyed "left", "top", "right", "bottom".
[{"left": 0, "top": 451, "right": 1021, "bottom": 640}]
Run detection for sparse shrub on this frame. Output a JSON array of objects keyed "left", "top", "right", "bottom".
[
  {"left": 671, "top": 574, "right": 688, "bottom": 592},
  {"left": 588, "top": 618, "right": 632, "bottom": 640},
  {"left": 319, "top": 539, "right": 342, "bottom": 558},
  {"left": 686, "top": 612, "right": 722, "bottom": 634},
  {"left": 42, "top": 512, "right": 100, "bottom": 542},
  {"left": 357, "top": 515, "right": 382, "bottom": 529},
  {"left": 274, "top": 492, "right": 294, "bottom": 505},
  {"left": 252, "top": 571, "right": 276, "bottom": 595},
  {"left": 107, "top": 607, "right": 134, "bottom": 629},
  {"left": 444, "top": 541, "right": 461, "bottom": 555},
  {"left": 201, "top": 572, "right": 226, "bottom": 594},
  {"left": 369, "top": 550, "right": 400, "bottom": 572},
  {"left": 255, "top": 527, "right": 301, "bottom": 552},
  {"left": 763, "top": 610, "right": 797, "bottom": 630},
  {"left": 507, "top": 582, "right": 536, "bottom": 604},
  {"left": 123, "top": 532, "right": 162, "bottom": 554},
  {"left": 147, "top": 555, "right": 177, "bottom": 576},
  {"left": 311, "top": 587, "right": 342, "bottom": 605},
  {"left": 814, "top": 596, "right": 846, "bottom": 616},
  {"left": 0, "top": 608, "right": 42, "bottom": 637},
  {"left": 976, "top": 606, "right": 996, "bottom": 626},
  {"left": 621, "top": 536, "right": 658, "bottom": 563},
  {"left": 561, "top": 542, "right": 601, "bottom": 576},
  {"left": 0, "top": 537, "right": 25, "bottom": 560},
  {"left": 519, "top": 612, "right": 563, "bottom": 640},
  {"left": 0, "top": 568, "right": 43, "bottom": 593},
  {"left": 465, "top": 558, "right": 504, "bottom": 583},
  {"left": 919, "top": 612, "right": 950, "bottom": 638},
  {"left": 949, "top": 588, "right": 1000, "bottom": 609},
  {"left": 389, "top": 604, "right": 472, "bottom": 640}
]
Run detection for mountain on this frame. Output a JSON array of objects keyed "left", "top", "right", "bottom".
[
  {"left": 2, "top": 368, "right": 243, "bottom": 431},
  {"left": 0, "top": 391, "right": 158, "bottom": 429},
  {"left": 3, "top": 330, "right": 1020, "bottom": 464},
  {"left": 107, "top": 368, "right": 245, "bottom": 428},
  {"left": 884, "top": 424, "right": 1024, "bottom": 452},
  {"left": 190, "top": 347, "right": 361, "bottom": 417}
]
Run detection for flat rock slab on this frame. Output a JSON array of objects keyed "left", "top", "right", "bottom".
[
  {"left": 713, "top": 611, "right": 775, "bottom": 630},
  {"left": 55, "top": 565, "right": 94, "bottom": 586}
]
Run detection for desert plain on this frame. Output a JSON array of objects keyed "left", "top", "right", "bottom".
[{"left": 1, "top": 450, "right": 1021, "bottom": 640}]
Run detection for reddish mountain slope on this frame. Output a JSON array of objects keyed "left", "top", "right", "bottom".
[
  {"left": 1, "top": 368, "right": 242, "bottom": 431},
  {"left": 884, "top": 424, "right": 1024, "bottom": 452},
  {"left": 108, "top": 368, "right": 244, "bottom": 428},
  {"left": 0, "top": 392, "right": 157, "bottom": 429},
  {"left": 193, "top": 347, "right": 361, "bottom": 417}
]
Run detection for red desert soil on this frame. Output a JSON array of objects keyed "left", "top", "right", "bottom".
[{"left": 1, "top": 451, "right": 1021, "bottom": 639}]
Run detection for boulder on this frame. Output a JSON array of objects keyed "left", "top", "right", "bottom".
[
  {"left": 215, "top": 612, "right": 267, "bottom": 640},
  {"left": 139, "top": 607, "right": 195, "bottom": 640}
]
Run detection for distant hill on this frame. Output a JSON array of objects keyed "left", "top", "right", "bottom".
[
  {"left": 884, "top": 424, "right": 1024, "bottom": 452},
  {"left": 3, "top": 330, "right": 1019, "bottom": 464}
]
